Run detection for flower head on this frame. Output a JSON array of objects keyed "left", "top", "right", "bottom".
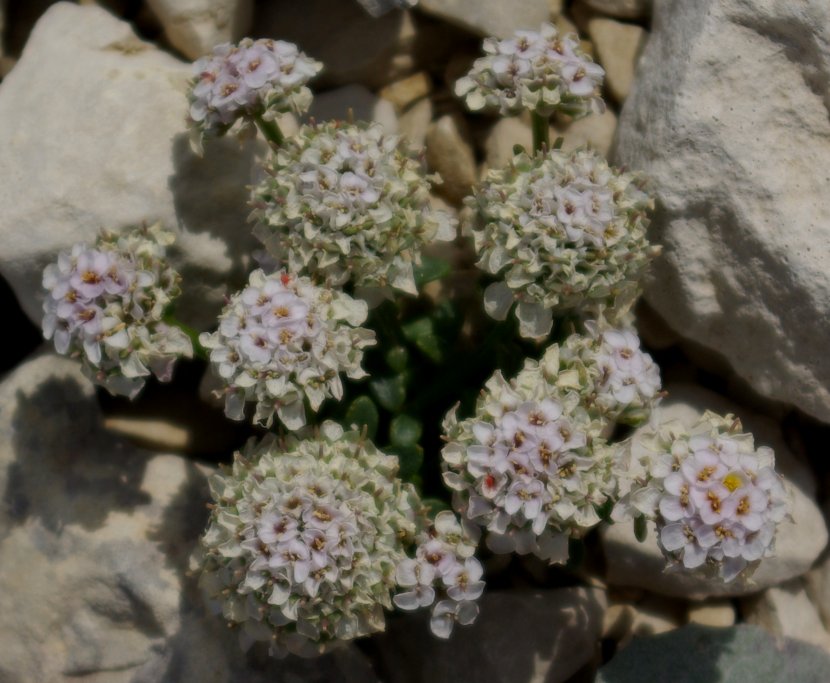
[
  {"left": 455, "top": 23, "right": 604, "bottom": 118},
  {"left": 441, "top": 354, "right": 614, "bottom": 563},
  {"left": 200, "top": 270, "right": 375, "bottom": 430},
  {"left": 468, "top": 147, "right": 656, "bottom": 338},
  {"left": 615, "top": 411, "right": 790, "bottom": 582},
  {"left": 195, "top": 424, "right": 423, "bottom": 657},
  {"left": 188, "top": 38, "right": 321, "bottom": 140},
  {"left": 42, "top": 224, "right": 192, "bottom": 397},
  {"left": 251, "top": 121, "right": 457, "bottom": 297}
]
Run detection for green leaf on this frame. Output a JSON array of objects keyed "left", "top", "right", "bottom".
[
  {"left": 596, "top": 625, "right": 830, "bottom": 683},
  {"left": 343, "top": 396, "right": 379, "bottom": 440},
  {"left": 385, "top": 346, "right": 410, "bottom": 374},
  {"left": 370, "top": 375, "right": 407, "bottom": 412},
  {"left": 634, "top": 515, "right": 648, "bottom": 542},
  {"left": 422, "top": 497, "right": 450, "bottom": 515},
  {"left": 389, "top": 414, "right": 422, "bottom": 446},
  {"left": 388, "top": 443, "right": 423, "bottom": 481},
  {"left": 414, "top": 255, "right": 451, "bottom": 287},
  {"left": 401, "top": 317, "right": 443, "bottom": 363}
]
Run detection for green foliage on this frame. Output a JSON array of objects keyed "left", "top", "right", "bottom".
[
  {"left": 343, "top": 395, "right": 380, "bottom": 440},
  {"left": 390, "top": 414, "right": 422, "bottom": 446}
]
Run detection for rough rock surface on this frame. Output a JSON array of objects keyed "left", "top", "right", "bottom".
[
  {"left": 614, "top": 0, "right": 830, "bottom": 423},
  {"left": 146, "top": 0, "right": 253, "bottom": 60},
  {"left": 374, "top": 588, "right": 606, "bottom": 683},
  {"left": 307, "top": 84, "right": 399, "bottom": 133},
  {"left": 416, "top": 0, "right": 549, "bottom": 39},
  {"left": 743, "top": 580, "right": 830, "bottom": 652},
  {"left": 0, "top": 351, "right": 378, "bottom": 683},
  {"left": 0, "top": 2, "right": 262, "bottom": 330},
  {"left": 602, "top": 384, "right": 828, "bottom": 598},
  {"left": 425, "top": 113, "right": 477, "bottom": 205}
]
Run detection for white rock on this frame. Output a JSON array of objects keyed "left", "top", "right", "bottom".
[
  {"left": 687, "top": 601, "right": 736, "bottom": 627},
  {"left": 554, "top": 107, "right": 618, "bottom": 158},
  {"left": 582, "top": 0, "right": 651, "bottom": 20},
  {"left": 398, "top": 97, "right": 433, "bottom": 150},
  {"left": 0, "top": 351, "right": 379, "bottom": 683},
  {"left": 146, "top": 0, "right": 253, "bottom": 60},
  {"left": 614, "top": 0, "right": 830, "bottom": 424},
  {"left": 0, "top": 3, "right": 263, "bottom": 330},
  {"left": 743, "top": 580, "right": 830, "bottom": 652},
  {"left": 602, "top": 383, "right": 828, "bottom": 599},
  {"left": 426, "top": 113, "right": 477, "bottom": 205},
  {"left": 484, "top": 117, "right": 533, "bottom": 172},
  {"left": 379, "top": 71, "right": 432, "bottom": 111},
  {"left": 417, "top": 0, "right": 550, "bottom": 39},
  {"left": 253, "top": 0, "right": 417, "bottom": 89},
  {"left": 307, "top": 84, "right": 398, "bottom": 134},
  {"left": 375, "top": 588, "right": 606, "bottom": 683},
  {"left": 587, "top": 17, "right": 645, "bottom": 103}
]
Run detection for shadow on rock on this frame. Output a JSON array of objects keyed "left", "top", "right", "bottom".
[{"left": 3, "top": 376, "right": 150, "bottom": 535}]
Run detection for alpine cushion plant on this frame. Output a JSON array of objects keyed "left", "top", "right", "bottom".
[
  {"left": 613, "top": 412, "right": 791, "bottom": 582},
  {"left": 250, "top": 120, "right": 457, "bottom": 298},
  {"left": 200, "top": 269, "right": 376, "bottom": 430},
  {"left": 42, "top": 224, "right": 192, "bottom": 398}
]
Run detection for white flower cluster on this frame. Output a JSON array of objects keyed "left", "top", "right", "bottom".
[
  {"left": 558, "top": 323, "right": 661, "bottom": 427},
  {"left": 394, "top": 511, "right": 483, "bottom": 639},
  {"left": 468, "top": 148, "right": 655, "bottom": 339},
  {"left": 455, "top": 23, "right": 604, "bottom": 118},
  {"left": 42, "top": 224, "right": 192, "bottom": 398},
  {"left": 188, "top": 38, "right": 321, "bottom": 138},
  {"left": 251, "top": 121, "right": 457, "bottom": 296},
  {"left": 615, "top": 412, "right": 790, "bottom": 582},
  {"left": 200, "top": 269, "right": 375, "bottom": 430},
  {"left": 196, "top": 424, "right": 423, "bottom": 657},
  {"left": 442, "top": 353, "right": 614, "bottom": 563}
]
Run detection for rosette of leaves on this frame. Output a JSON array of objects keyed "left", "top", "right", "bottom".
[
  {"left": 195, "top": 423, "right": 425, "bottom": 657},
  {"left": 466, "top": 147, "right": 656, "bottom": 339},
  {"left": 251, "top": 120, "right": 457, "bottom": 297},
  {"left": 41, "top": 223, "right": 192, "bottom": 398}
]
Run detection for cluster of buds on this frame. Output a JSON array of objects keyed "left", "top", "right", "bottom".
[
  {"left": 42, "top": 224, "right": 192, "bottom": 397},
  {"left": 442, "top": 354, "right": 614, "bottom": 563},
  {"left": 468, "top": 147, "right": 655, "bottom": 339},
  {"left": 455, "top": 23, "right": 604, "bottom": 118},
  {"left": 251, "top": 121, "right": 457, "bottom": 297},
  {"left": 195, "top": 424, "right": 423, "bottom": 657},
  {"left": 200, "top": 269, "right": 375, "bottom": 430},
  {"left": 187, "top": 38, "right": 321, "bottom": 141},
  {"left": 557, "top": 323, "right": 662, "bottom": 427},
  {"left": 614, "top": 412, "right": 790, "bottom": 582},
  {"left": 394, "top": 511, "right": 483, "bottom": 639}
]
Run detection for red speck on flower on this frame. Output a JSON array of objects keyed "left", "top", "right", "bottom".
[
  {"left": 485, "top": 474, "right": 496, "bottom": 490},
  {"left": 280, "top": 273, "right": 291, "bottom": 285}
]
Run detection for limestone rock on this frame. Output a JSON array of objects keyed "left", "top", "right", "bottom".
[
  {"left": 553, "top": 107, "right": 618, "bottom": 158},
  {"left": 0, "top": 351, "right": 378, "bottom": 683},
  {"left": 146, "top": 0, "right": 253, "bottom": 60},
  {"left": 687, "top": 601, "right": 736, "bottom": 627},
  {"left": 614, "top": 0, "right": 830, "bottom": 424},
  {"left": 587, "top": 17, "right": 645, "bottom": 103},
  {"left": 483, "top": 117, "right": 533, "bottom": 172},
  {"left": 398, "top": 97, "right": 433, "bottom": 150},
  {"left": 416, "top": 0, "right": 549, "bottom": 39},
  {"left": 0, "top": 2, "right": 263, "bottom": 330},
  {"left": 374, "top": 588, "right": 606, "bottom": 683},
  {"left": 426, "top": 114, "right": 477, "bottom": 205},
  {"left": 253, "top": 0, "right": 417, "bottom": 89},
  {"left": 379, "top": 71, "right": 432, "bottom": 111},
  {"left": 602, "top": 384, "right": 828, "bottom": 599},
  {"left": 307, "top": 84, "right": 398, "bottom": 133},
  {"left": 743, "top": 580, "right": 830, "bottom": 652},
  {"left": 582, "top": 0, "right": 651, "bottom": 20}
]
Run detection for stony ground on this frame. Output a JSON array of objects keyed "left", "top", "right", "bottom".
[{"left": 1, "top": 0, "right": 830, "bottom": 681}]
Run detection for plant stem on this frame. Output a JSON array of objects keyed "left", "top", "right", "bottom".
[
  {"left": 254, "top": 115, "right": 285, "bottom": 147},
  {"left": 531, "top": 111, "right": 550, "bottom": 154}
]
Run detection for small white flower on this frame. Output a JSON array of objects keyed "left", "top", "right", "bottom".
[
  {"left": 251, "top": 121, "right": 456, "bottom": 297},
  {"left": 468, "top": 148, "right": 656, "bottom": 338},
  {"left": 616, "top": 411, "right": 791, "bottom": 583},
  {"left": 200, "top": 270, "right": 375, "bottom": 430},
  {"left": 456, "top": 23, "right": 604, "bottom": 118},
  {"left": 196, "top": 427, "right": 423, "bottom": 658},
  {"left": 41, "top": 224, "right": 192, "bottom": 398}
]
